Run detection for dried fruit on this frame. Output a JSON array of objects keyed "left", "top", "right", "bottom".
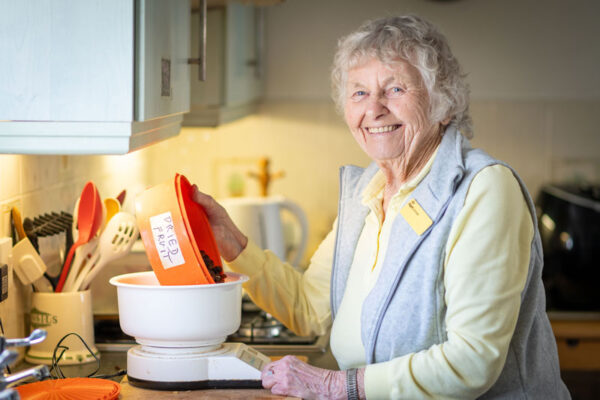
[{"left": 200, "top": 250, "right": 226, "bottom": 284}]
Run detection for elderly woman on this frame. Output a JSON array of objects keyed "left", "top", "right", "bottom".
[{"left": 193, "top": 15, "right": 570, "bottom": 400}]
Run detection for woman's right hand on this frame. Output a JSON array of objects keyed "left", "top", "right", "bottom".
[{"left": 192, "top": 185, "right": 248, "bottom": 262}]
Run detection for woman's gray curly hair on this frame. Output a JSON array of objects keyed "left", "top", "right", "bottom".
[{"left": 331, "top": 15, "right": 473, "bottom": 138}]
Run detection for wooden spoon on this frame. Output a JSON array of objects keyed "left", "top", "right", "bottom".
[{"left": 11, "top": 207, "right": 26, "bottom": 242}]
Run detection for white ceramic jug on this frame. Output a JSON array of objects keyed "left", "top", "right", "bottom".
[{"left": 220, "top": 196, "right": 308, "bottom": 267}]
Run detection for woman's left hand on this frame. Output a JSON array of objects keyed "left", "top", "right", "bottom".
[{"left": 262, "top": 356, "right": 346, "bottom": 400}]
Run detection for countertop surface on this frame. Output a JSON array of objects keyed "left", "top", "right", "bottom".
[
  {"left": 14, "top": 350, "right": 314, "bottom": 399},
  {"left": 119, "top": 377, "right": 299, "bottom": 399}
]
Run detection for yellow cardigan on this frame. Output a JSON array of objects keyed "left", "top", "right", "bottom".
[{"left": 227, "top": 150, "right": 533, "bottom": 399}]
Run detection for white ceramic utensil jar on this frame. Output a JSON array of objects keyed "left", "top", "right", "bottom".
[{"left": 26, "top": 290, "right": 98, "bottom": 365}]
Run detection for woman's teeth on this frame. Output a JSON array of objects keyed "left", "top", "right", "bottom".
[{"left": 368, "top": 125, "right": 400, "bottom": 133}]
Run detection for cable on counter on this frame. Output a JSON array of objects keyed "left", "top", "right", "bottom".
[{"left": 49, "top": 332, "right": 126, "bottom": 380}]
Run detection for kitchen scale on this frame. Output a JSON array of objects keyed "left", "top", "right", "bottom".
[
  {"left": 111, "top": 269, "right": 274, "bottom": 390},
  {"left": 126, "top": 340, "right": 271, "bottom": 390},
  {"left": 111, "top": 174, "right": 272, "bottom": 390}
]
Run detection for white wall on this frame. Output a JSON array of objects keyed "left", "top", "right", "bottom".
[
  {"left": 264, "top": 0, "right": 600, "bottom": 100},
  {"left": 260, "top": 0, "right": 600, "bottom": 196}
]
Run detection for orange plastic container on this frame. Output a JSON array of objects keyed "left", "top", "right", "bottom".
[
  {"left": 16, "top": 377, "right": 120, "bottom": 400},
  {"left": 135, "top": 174, "right": 224, "bottom": 285}
]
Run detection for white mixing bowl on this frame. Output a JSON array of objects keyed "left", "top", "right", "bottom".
[{"left": 110, "top": 271, "right": 249, "bottom": 348}]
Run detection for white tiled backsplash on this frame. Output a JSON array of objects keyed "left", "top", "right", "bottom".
[{"left": 1, "top": 99, "right": 599, "bottom": 344}]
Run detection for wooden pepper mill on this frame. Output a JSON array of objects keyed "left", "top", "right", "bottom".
[{"left": 247, "top": 157, "right": 284, "bottom": 197}]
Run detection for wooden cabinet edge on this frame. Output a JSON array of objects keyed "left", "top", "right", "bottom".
[
  {"left": 551, "top": 319, "right": 600, "bottom": 371},
  {"left": 551, "top": 320, "right": 600, "bottom": 339}
]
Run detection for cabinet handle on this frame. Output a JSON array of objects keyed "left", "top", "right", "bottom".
[
  {"left": 256, "top": 7, "right": 264, "bottom": 80},
  {"left": 565, "top": 338, "right": 580, "bottom": 348},
  {"left": 248, "top": 6, "right": 264, "bottom": 80},
  {"left": 188, "top": 0, "right": 207, "bottom": 81}
]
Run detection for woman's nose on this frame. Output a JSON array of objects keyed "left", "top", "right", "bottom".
[{"left": 365, "top": 95, "right": 388, "bottom": 118}]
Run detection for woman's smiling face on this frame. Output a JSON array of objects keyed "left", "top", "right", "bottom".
[{"left": 344, "top": 57, "right": 441, "bottom": 166}]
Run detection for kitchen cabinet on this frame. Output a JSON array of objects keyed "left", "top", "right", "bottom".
[
  {"left": 183, "top": 1, "right": 264, "bottom": 126},
  {"left": 551, "top": 319, "right": 600, "bottom": 370},
  {"left": 0, "top": 0, "right": 190, "bottom": 155}
]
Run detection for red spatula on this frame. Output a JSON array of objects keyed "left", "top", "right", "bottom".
[{"left": 55, "top": 182, "right": 103, "bottom": 292}]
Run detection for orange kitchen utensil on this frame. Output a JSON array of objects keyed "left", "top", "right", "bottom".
[
  {"left": 55, "top": 182, "right": 103, "bottom": 292},
  {"left": 11, "top": 207, "right": 26, "bottom": 242},
  {"left": 61, "top": 237, "right": 98, "bottom": 292},
  {"left": 62, "top": 197, "right": 98, "bottom": 292},
  {"left": 135, "top": 173, "right": 224, "bottom": 285},
  {"left": 16, "top": 377, "right": 120, "bottom": 400},
  {"left": 104, "top": 197, "right": 120, "bottom": 223}
]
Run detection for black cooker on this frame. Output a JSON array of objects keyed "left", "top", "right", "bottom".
[{"left": 536, "top": 183, "right": 600, "bottom": 311}]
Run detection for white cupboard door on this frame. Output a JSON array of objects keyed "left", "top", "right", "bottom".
[
  {"left": 225, "top": 3, "right": 263, "bottom": 107},
  {"left": 189, "top": 7, "right": 225, "bottom": 109},
  {"left": 136, "top": 0, "right": 191, "bottom": 121},
  {"left": 0, "top": 0, "right": 134, "bottom": 122}
]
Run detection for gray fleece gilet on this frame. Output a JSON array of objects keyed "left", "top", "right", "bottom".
[{"left": 330, "top": 125, "right": 569, "bottom": 399}]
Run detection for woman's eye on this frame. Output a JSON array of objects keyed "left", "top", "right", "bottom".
[
  {"left": 353, "top": 90, "right": 366, "bottom": 97},
  {"left": 388, "top": 87, "right": 404, "bottom": 95}
]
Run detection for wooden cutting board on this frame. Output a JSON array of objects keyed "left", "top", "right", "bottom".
[{"left": 118, "top": 356, "right": 307, "bottom": 399}]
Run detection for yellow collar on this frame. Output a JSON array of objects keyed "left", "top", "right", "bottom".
[{"left": 361, "top": 146, "right": 440, "bottom": 207}]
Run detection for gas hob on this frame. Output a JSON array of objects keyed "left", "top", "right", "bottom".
[
  {"left": 228, "top": 310, "right": 317, "bottom": 345},
  {"left": 94, "top": 313, "right": 328, "bottom": 356}
]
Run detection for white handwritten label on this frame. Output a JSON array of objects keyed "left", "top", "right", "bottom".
[{"left": 149, "top": 212, "right": 185, "bottom": 269}]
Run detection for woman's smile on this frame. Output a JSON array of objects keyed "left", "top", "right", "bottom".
[
  {"left": 365, "top": 124, "right": 402, "bottom": 134},
  {"left": 344, "top": 57, "right": 441, "bottom": 170}
]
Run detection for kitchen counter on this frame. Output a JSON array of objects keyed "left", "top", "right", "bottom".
[
  {"left": 13, "top": 348, "right": 331, "bottom": 398},
  {"left": 119, "top": 376, "right": 298, "bottom": 399}
]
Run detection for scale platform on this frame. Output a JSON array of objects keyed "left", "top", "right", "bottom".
[{"left": 126, "top": 342, "right": 271, "bottom": 390}]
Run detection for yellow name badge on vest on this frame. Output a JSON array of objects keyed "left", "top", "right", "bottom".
[{"left": 400, "top": 199, "right": 433, "bottom": 235}]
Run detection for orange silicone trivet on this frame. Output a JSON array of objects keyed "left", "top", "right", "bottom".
[{"left": 16, "top": 377, "right": 120, "bottom": 400}]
